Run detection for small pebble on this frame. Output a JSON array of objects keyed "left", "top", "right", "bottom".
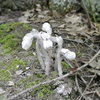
[
  {"left": 26, "top": 67, "right": 30, "bottom": 70},
  {"left": 26, "top": 73, "right": 31, "bottom": 76},
  {"left": 56, "top": 84, "right": 65, "bottom": 94},
  {"left": 8, "top": 81, "right": 14, "bottom": 86},
  {"left": 16, "top": 70, "right": 23, "bottom": 75},
  {"left": 33, "top": 52, "right": 36, "bottom": 56},
  {"left": 0, "top": 87, "right": 5, "bottom": 94},
  {"left": 16, "top": 65, "right": 20, "bottom": 68}
]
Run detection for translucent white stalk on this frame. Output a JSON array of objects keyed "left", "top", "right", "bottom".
[
  {"left": 56, "top": 36, "right": 63, "bottom": 76},
  {"left": 36, "top": 40, "right": 45, "bottom": 70},
  {"left": 36, "top": 36, "right": 52, "bottom": 75},
  {"left": 44, "top": 52, "right": 51, "bottom": 76}
]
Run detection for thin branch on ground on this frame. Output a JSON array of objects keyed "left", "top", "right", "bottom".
[
  {"left": 78, "top": 73, "right": 96, "bottom": 100},
  {"left": 96, "top": 90, "right": 100, "bottom": 98},
  {"left": 63, "top": 38, "right": 84, "bottom": 44},
  {"left": 75, "top": 75, "right": 87, "bottom": 100},
  {"left": 84, "top": 91, "right": 95, "bottom": 95},
  {"left": 80, "top": 76, "right": 87, "bottom": 84},
  {"left": 8, "top": 50, "right": 100, "bottom": 100}
]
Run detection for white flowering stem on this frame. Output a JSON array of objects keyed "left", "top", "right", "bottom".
[
  {"left": 36, "top": 37, "right": 52, "bottom": 76},
  {"left": 36, "top": 41, "right": 45, "bottom": 70},
  {"left": 50, "top": 36, "right": 64, "bottom": 76},
  {"left": 44, "top": 52, "right": 51, "bottom": 76},
  {"left": 56, "top": 51, "right": 62, "bottom": 76},
  {"left": 56, "top": 37, "right": 63, "bottom": 76},
  {"left": 41, "top": 44, "right": 52, "bottom": 76}
]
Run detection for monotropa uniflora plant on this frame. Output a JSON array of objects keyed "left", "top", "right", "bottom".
[{"left": 22, "top": 22, "right": 76, "bottom": 76}]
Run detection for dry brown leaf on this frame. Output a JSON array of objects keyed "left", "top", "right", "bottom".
[
  {"left": 89, "top": 69, "right": 100, "bottom": 76},
  {"left": 89, "top": 58, "right": 100, "bottom": 69},
  {"left": 64, "top": 14, "right": 82, "bottom": 24}
]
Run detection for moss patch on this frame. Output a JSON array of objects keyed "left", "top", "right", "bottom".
[
  {"left": 0, "top": 22, "right": 22, "bottom": 35},
  {"left": 36, "top": 73, "right": 45, "bottom": 78},
  {"left": 76, "top": 51, "right": 82, "bottom": 57},
  {"left": 0, "top": 22, "right": 32, "bottom": 53},
  {"left": 62, "top": 61, "right": 70, "bottom": 68},
  {"left": 16, "top": 73, "right": 45, "bottom": 89},
  {"left": 16, "top": 76, "right": 41, "bottom": 89},
  {"left": 6, "top": 59, "right": 27, "bottom": 73},
  {"left": 1, "top": 34, "right": 21, "bottom": 53},
  {"left": 16, "top": 73, "right": 54, "bottom": 99},
  {"left": 0, "top": 59, "right": 27, "bottom": 81},
  {"left": 0, "top": 69, "right": 11, "bottom": 81},
  {"left": 36, "top": 84, "right": 54, "bottom": 99}
]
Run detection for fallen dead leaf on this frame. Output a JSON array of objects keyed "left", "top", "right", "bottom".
[
  {"left": 89, "top": 58, "right": 100, "bottom": 69},
  {"left": 89, "top": 69, "right": 100, "bottom": 76}
]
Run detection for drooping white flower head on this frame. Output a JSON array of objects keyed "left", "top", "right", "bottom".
[
  {"left": 22, "top": 33, "right": 33, "bottom": 50},
  {"left": 65, "top": 51, "right": 76, "bottom": 60},
  {"left": 42, "top": 22, "right": 52, "bottom": 35},
  {"left": 61, "top": 48, "right": 76, "bottom": 60},
  {"left": 22, "top": 28, "right": 40, "bottom": 50}
]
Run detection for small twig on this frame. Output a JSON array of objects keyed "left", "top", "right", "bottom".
[
  {"left": 90, "top": 83, "right": 100, "bottom": 88},
  {"left": 96, "top": 90, "right": 100, "bottom": 98},
  {"left": 63, "top": 57, "right": 74, "bottom": 68},
  {"left": 83, "top": 91, "right": 95, "bottom": 95},
  {"left": 75, "top": 75, "right": 87, "bottom": 100},
  {"left": 91, "top": 90, "right": 95, "bottom": 100},
  {"left": 8, "top": 50, "right": 100, "bottom": 100},
  {"left": 63, "top": 38, "right": 83, "bottom": 44},
  {"left": 79, "top": 73, "right": 96, "bottom": 100},
  {"left": 80, "top": 76, "right": 87, "bottom": 84}
]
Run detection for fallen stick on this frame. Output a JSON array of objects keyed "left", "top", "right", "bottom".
[
  {"left": 78, "top": 73, "right": 96, "bottom": 100},
  {"left": 8, "top": 50, "right": 100, "bottom": 100}
]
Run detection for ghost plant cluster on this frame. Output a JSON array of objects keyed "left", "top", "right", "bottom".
[{"left": 22, "top": 23, "right": 76, "bottom": 76}]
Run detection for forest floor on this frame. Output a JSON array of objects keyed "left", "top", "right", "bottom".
[{"left": 0, "top": 4, "right": 100, "bottom": 100}]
